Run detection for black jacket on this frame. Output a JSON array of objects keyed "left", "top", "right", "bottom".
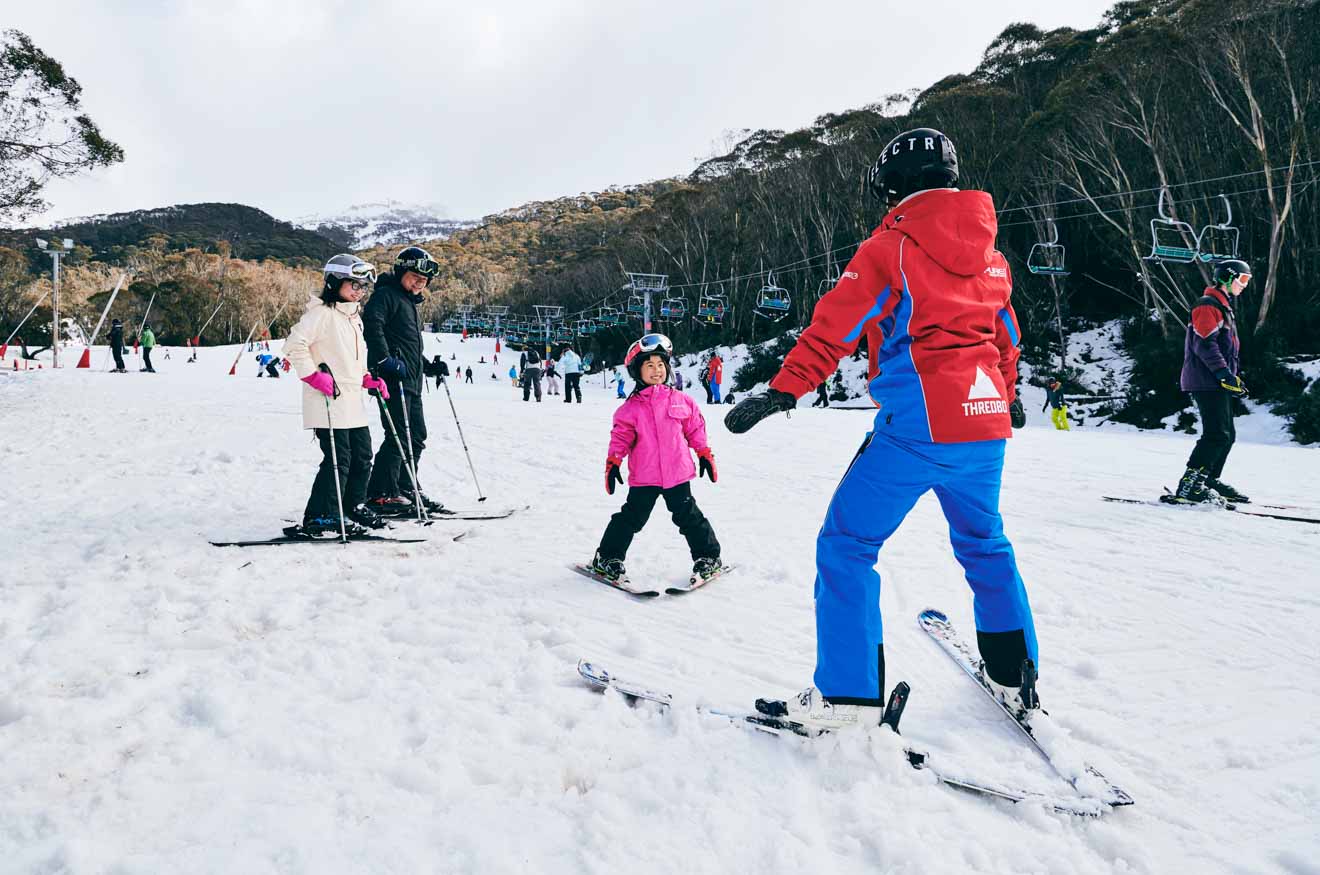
[
  {"left": 363, "top": 272, "right": 424, "bottom": 394},
  {"left": 108, "top": 324, "right": 124, "bottom": 353}
]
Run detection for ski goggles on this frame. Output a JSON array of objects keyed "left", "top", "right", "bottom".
[
  {"left": 396, "top": 255, "right": 441, "bottom": 279},
  {"left": 625, "top": 333, "right": 673, "bottom": 367}
]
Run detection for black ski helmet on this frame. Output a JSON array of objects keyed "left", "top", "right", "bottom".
[
  {"left": 394, "top": 246, "right": 440, "bottom": 280},
  {"left": 1213, "top": 259, "right": 1251, "bottom": 286},
  {"left": 868, "top": 128, "right": 959, "bottom": 204}
]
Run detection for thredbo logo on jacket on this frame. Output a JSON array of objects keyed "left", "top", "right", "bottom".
[{"left": 962, "top": 367, "right": 1007, "bottom": 416}]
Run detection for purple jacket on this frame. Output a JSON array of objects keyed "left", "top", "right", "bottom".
[
  {"left": 608, "top": 384, "right": 709, "bottom": 489},
  {"left": 1180, "top": 287, "right": 1239, "bottom": 393}
]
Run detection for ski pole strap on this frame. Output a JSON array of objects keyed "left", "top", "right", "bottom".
[{"left": 317, "top": 363, "right": 342, "bottom": 399}]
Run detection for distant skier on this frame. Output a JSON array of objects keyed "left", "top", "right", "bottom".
[
  {"left": 282, "top": 254, "right": 391, "bottom": 536},
  {"left": 673, "top": 368, "right": 685, "bottom": 392},
  {"left": 520, "top": 346, "right": 544, "bottom": 402},
  {"left": 507, "top": 364, "right": 518, "bottom": 386},
  {"left": 1043, "top": 379, "right": 1069, "bottom": 430},
  {"left": 141, "top": 324, "right": 157, "bottom": 372},
  {"left": 256, "top": 353, "right": 280, "bottom": 377},
  {"left": 611, "top": 367, "right": 627, "bottom": 399},
  {"left": 725, "top": 128, "right": 1037, "bottom": 731},
  {"left": 1168, "top": 259, "right": 1252, "bottom": 504},
  {"left": 700, "top": 357, "right": 714, "bottom": 404},
  {"left": 544, "top": 357, "right": 561, "bottom": 396},
  {"left": 465, "top": 366, "right": 474, "bottom": 384},
  {"left": 708, "top": 352, "right": 724, "bottom": 404},
  {"left": 560, "top": 346, "right": 584, "bottom": 403},
  {"left": 812, "top": 381, "right": 830, "bottom": 408},
  {"left": 426, "top": 354, "right": 450, "bottom": 388},
  {"left": 109, "top": 319, "right": 127, "bottom": 373},
  {"left": 364, "top": 246, "right": 445, "bottom": 516},
  {"left": 587, "top": 334, "right": 722, "bottom": 585}
]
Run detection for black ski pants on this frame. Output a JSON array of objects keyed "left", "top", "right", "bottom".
[
  {"left": 111, "top": 346, "right": 125, "bottom": 371},
  {"left": 703, "top": 379, "right": 714, "bottom": 404},
  {"left": 522, "top": 367, "right": 543, "bottom": 401},
  {"left": 597, "top": 482, "right": 720, "bottom": 562},
  {"left": 305, "top": 426, "right": 372, "bottom": 522},
  {"left": 1188, "top": 390, "right": 1235, "bottom": 478},
  {"left": 143, "top": 347, "right": 155, "bottom": 372},
  {"left": 368, "top": 389, "right": 426, "bottom": 499},
  {"left": 564, "top": 372, "right": 582, "bottom": 403}
]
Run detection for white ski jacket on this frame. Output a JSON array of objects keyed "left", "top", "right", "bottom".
[{"left": 283, "top": 296, "right": 370, "bottom": 430}]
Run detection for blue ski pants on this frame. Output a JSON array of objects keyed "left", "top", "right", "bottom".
[{"left": 813, "top": 431, "right": 1037, "bottom": 703}]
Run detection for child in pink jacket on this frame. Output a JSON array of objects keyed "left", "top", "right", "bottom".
[{"left": 589, "top": 334, "right": 722, "bottom": 585}]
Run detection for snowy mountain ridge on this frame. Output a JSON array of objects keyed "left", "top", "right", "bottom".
[{"left": 293, "top": 201, "right": 476, "bottom": 250}]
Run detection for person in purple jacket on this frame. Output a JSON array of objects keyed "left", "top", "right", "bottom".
[
  {"left": 589, "top": 334, "right": 722, "bottom": 584},
  {"left": 1168, "top": 259, "right": 1252, "bottom": 504}
]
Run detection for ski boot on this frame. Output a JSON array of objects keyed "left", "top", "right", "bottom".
[
  {"left": 348, "top": 503, "right": 388, "bottom": 530},
  {"left": 1206, "top": 477, "right": 1249, "bottom": 504},
  {"left": 979, "top": 658, "right": 1042, "bottom": 724},
  {"left": 287, "top": 516, "right": 368, "bottom": 539},
  {"left": 754, "top": 686, "right": 882, "bottom": 732},
  {"left": 366, "top": 495, "right": 414, "bottom": 517},
  {"left": 416, "top": 492, "right": 447, "bottom": 515},
  {"left": 691, "top": 556, "right": 723, "bottom": 582},
  {"left": 588, "top": 551, "right": 628, "bottom": 585},
  {"left": 1162, "top": 467, "right": 1211, "bottom": 505}
]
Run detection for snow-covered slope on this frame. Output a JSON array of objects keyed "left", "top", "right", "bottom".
[
  {"left": 293, "top": 201, "right": 476, "bottom": 250},
  {"left": 2, "top": 335, "right": 1318, "bottom": 873}
]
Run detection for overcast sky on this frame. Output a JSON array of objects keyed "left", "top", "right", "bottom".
[{"left": 11, "top": 0, "right": 1114, "bottom": 227}]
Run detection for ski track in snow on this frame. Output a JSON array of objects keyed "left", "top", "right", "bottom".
[{"left": 2, "top": 336, "right": 1318, "bottom": 874}]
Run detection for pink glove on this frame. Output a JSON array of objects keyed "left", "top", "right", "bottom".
[
  {"left": 302, "top": 371, "right": 335, "bottom": 397},
  {"left": 362, "top": 373, "right": 390, "bottom": 400}
]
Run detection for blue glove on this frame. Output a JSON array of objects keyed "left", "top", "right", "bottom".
[{"left": 378, "top": 356, "right": 408, "bottom": 380}]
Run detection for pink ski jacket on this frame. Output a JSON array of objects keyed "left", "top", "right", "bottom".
[{"left": 608, "top": 384, "right": 710, "bottom": 489}]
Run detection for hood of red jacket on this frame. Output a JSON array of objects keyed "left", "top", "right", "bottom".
[{"left": 880, "top": 189, "right": 1000, "bottom": 278}]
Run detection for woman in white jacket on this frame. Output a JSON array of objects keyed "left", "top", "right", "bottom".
[{"left": 282, "top": 254, "right": 392, "bottom": 536}]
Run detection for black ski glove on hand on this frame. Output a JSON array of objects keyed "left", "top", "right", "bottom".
[
  {"left": 1215, "top": 369, "right": 1248, "bottom": 397},
  {"left": 1009, "top": 398, "right": 1026, "bottom": 429},
  {"left": 696, "top": 448, "right": 718, "bottom": 483},
  {"left": 605, "top": 457, "right": 624, "bottom": 495},
  {"left": 379, "top": 356, "right": 408, "bottom": 381},
  {"left": 724, "top": 389, "right": 796, "bottom": 434}
]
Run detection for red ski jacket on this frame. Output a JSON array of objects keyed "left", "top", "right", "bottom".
[{"left": 770, "top": 189, "right": 1021, "bottom": 443}]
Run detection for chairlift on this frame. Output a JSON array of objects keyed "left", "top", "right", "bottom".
[
  {"left": 660, "top": 297, "right": 688, "bottom": 320},
  {"left": 816, "top": 274, "right": 840, "bottom": 298},
  {"left": 755, "top": 273, "right": 791, "bottom": 322},
  {"left": 596, "top": 305, "right": 625, "bottom": 327},
  {"left": 554, "top": 323, "right": 574, "bottom": 343},
  {"left": 1197, "top": 194, "right": 1239, "bottom": 263},
  {"left": 1145, "top": 189, "right": 1199, "bottom": 263},
  {"left": 1027, "top": 221, "right": 1070, "bottom": 276},
  {"left": 575, "top": 318, "right": 597, "bottom": 336},
  {"left": 626, "top": 294, "right": 646, "bottom": 315},
  {"left": 696, "top": 285, "right": 727, "bottom": 325}
]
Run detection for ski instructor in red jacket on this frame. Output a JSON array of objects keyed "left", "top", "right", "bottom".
[{"left": 725, "top": 128, "right": 1038, "bottom": 732}]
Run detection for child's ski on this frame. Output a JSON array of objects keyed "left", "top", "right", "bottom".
[
  {"left": 570, "top": 564, "right": 661, "bottom": 598},
  {"left": 665, "top": 563, "right": 735, "bottom": 595}
]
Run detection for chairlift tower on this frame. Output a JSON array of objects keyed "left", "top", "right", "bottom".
[
  {"left": 455, "top": 304, "right": 474, "bottom": 335},
  {"left": 534, "top": 304, "right": 564, "bottom": 354},
  {"left": 35, "top": 237, "right": 75, "bottom": 368},
  {"left": 626, "top": 272, "right": 668, "bottom": 333},
  {"left": 486, "top": 305, "right": 509, "bottom": 340}
]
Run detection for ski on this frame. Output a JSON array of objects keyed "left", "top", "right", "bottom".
[
  {"left": 665, "top": 563, "right": 736, "bottom": 595},
  {"left": 570, "top": 564, "right": 661, "bottom": 598},
  {"left": 1102, "top": 495, "right": 1320, "bottom": 525},
  {"left": 210, "top": 532, "right": 425, "bottom": 547},
  {"left": 576, "top": 660, "right": 1104, "bottom": 817},
  {"left": 917, "top": 608, "right": 1134, "bottom": 808}
]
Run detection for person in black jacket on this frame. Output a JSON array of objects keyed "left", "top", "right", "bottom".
[
  {"left": 519, "top": 346, "right": 543, "bottom": 402},
  {"left": 363, "top": 246, "right": 445, "bottom": 515},
  {"left": 108, "top": 319, "right": 127, "bottom": 372}
]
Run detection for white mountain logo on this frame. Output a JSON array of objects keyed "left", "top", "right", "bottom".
[{"left": 967, "top": 367, "right": 1001, "bottom": 400}]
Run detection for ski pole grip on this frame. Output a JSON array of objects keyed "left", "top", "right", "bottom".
[{"left": 317, "top": 363, "right": 341, "bottom": 399}]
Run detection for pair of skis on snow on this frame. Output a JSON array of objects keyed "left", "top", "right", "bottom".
[
  {"left": 209, "top": 505, "right": 526, "bottom": 547},
  {"left": 579, "top": 608, "right": 1132, "bottom": 817},
  {"left": 570, "top": 562, "right": 735, "bottom": 597},
  {"left": 1103, "top": 493, "right": 1320, "bottom": 525}
]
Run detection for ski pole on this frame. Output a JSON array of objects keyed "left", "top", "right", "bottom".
[
  {"left": 372, "top": 388, "right": 426, "bottom": 521},
  {"left": 318, "top": 364, "right": 348, "bottom": 544},
  {"left": 397, "top": 385, "right": 428, "bottom": 521},
  {"left": 439, "top": 375, "right": 487, "bottom": 502}
]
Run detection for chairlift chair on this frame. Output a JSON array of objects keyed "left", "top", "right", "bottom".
[
  {"left": 597, "top": 305, "right": 624, "bottom": 327},
  {"left": 625, "top": 294, "right": 646, "bottom": 315},
  {"left": 696, "top": 288, "right": 727, "bottom": 325},
  {"left": 660, "top": 297, "right": 687, "bottom": 320},
  {"left": 575, "top": 319, "right": 597, "bottom": 336},
  {"left": 1145, "top": 189, "right": 1199, "bottom": 263},
  {"left": 1027, "top": 221, "right": 1070, "bottom": 276},
  {"left": 816, "top": 275, "right": 840, "bottom": 298},
  {"left": 1197, "top": 194, "right": 1239, "bottom": 263},
  {"left": 755, "top": 273, "right": 791, "bottom": 322}
]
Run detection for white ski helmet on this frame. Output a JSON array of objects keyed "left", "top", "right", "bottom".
[{"left": 322, "top": 253, "right": 376, "bottom": 297}]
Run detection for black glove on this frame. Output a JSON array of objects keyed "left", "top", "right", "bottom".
[
  {"left": 605, "top": 457, "right": 624, "bottom": 495},
  {"left": 724, "top": 389, "right": 796, "bottom": 434},
  {"left": 378, "top": 356, "right": 408, "bottom": 381},
  {"left": 1010, "top": 398, "right": 1026, "bottom": 429},
  {"left": 1215, "top": 369, "right": 1248, "bottom": 397}
]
